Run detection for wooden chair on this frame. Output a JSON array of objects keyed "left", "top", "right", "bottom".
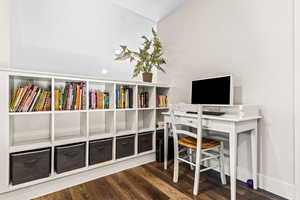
[{"left": 170, "top": 103, "right": 226, "bottom": 195}]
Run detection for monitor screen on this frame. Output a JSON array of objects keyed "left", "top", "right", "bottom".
[{"left": 192, "top": 75, "right": 232, "bottom": 105}]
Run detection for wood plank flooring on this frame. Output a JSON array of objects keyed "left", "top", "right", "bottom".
[{"left": 34, "top": 162, "right": 286, "bottom": 200}]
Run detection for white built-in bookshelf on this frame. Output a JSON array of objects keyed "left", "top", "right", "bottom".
[{"left": 0, "top": 68, "right": 170, "bottom": 193}]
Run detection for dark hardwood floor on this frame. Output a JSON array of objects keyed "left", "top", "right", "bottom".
[{"left": 34, "top": 162, "right": 286, "bottom": 200}]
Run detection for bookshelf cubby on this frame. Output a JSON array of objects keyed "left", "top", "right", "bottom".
[
  {"left": 54, "top": 112, "right": 87, "bottom": 142},
  {"left": 89, "top": 81, "right": 114, "bottom": 110},
  {"left": 89, "top": 111, "right": 114, "bottom": 139},
  {"left": 156, "top": 87, "right": 170, "bottom": 108},
  {"left": 54, "top": 79, "right": 87, "bottom": 111},
  {"left": 9, "top": 75, "right": 52, "bottom": 113},
  {"left": 138, "top": 109, "right": 155, "bottom": 132},
  {"left": 0, "top": 69, "right": 170, "bottom": 193},
  {"left": 137, "top": 85, "right": 155, "bottom": 108},
  {"left": 115, "top": 84, "right": 136, "bottom": 109},
  {"left": 116, "top": 110, "right": 137, "bottom": 135},
  {"left": 9, "top": 114, "right": 52, "bottom": 152},
  {"left": 156, "top": 108, "right": 169, "bottom": 130}
]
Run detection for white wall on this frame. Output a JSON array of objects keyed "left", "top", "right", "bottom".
[
  {"left": 294, "top": 0, "right": 300, "bottom": 199},
  {"left": 158, "top": 0, "right": 295, "bottom": 198},
  {"left": 0, "top": 0, "right": 10, "bottom": 67},
  {"left": 10, "top": 0, "right": 156, "bottom": 81}
]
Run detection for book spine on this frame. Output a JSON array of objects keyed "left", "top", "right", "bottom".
[
  {"left": 125, "top": 89, "right": 129, "bottom": 108},
  {"left": 15, "top": 86, "right": 28, "bottom": 112},
  {"left": 129, "top": 88, "right": 133, "bottom": 108},
  {"left": 116, "top": 88, "right": 119, "bottom": 109},
  {"left": 17, "top": 87, "right": 32, "bottom": 112},
  {"left": 92, "top": 92, "right": 96, "bottom": 109},
  {"left": 79, "top": 87, "right": 82, "bottom": 110},
  {"left": 120, "top": 87, "right": 125, "bottom": 108},
  {"left": 104, "top": 93, "right": 109, "bottom": 109},
  {"left": 27, "top": 89, "right": 38, "bottom": 112},
  {"left": 10, "top": 88, "right": 19, "bottom": 112},
  {"left": 29, "top": 89, "right": 41, "bottom": 112},
  {"left": 23, "top": 87, "right": 37, "bottom": 112},
  {"left": 82, "top": 83, "right": 86, "bottom": 110}
]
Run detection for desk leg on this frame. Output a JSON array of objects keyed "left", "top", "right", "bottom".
[
  {"left": 164, "top": 120, "right": 168, "bottom": 170},
  {"left": 229, "top": 132, "right": 237, "bottom": 200},
  {"left": 251, "top": 127, "right": 258, "bottom": 190}
]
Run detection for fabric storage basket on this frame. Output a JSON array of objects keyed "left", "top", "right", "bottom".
[
  {"left": 138, "top": 132, "right": 153, "bottom": 153},
  {"left": 55, "top": 143, "right": 86, "bottom": 174},
  {"left": 10, "top": 148, "right": 51, "bottom": 185},
  {"left": 116, "top": 135, "right": 135, "bottom": 159},
  {"left": 89, "top": 138, "right": 113, "bottom": 165}
]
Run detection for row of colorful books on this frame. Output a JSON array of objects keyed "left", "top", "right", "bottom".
[
  {"left": 157, "top": 95, "right": 168, "bottom": 107},
  {"left": 89, "top": 91, "right": 110, "bottom": 109},
  {"left": 54, "top": 82, "right": 86, "bottom": 110},
  {"left": 138, "top": 91, "right": 149, "bottom": 108},
  {"left": 116, "top": 86, "right": 134, "bottom": 109},
  {"left": 9, "top": 83, "right": 51, "bottom": 112}
]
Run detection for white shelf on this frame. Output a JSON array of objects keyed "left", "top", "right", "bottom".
[
  {"left": 156, "top": 107, "right": 169, "bottom": 110},
  {"left": 10, "top": 139, "right": 51, "bottom": 153},
  {"left": 89, "top": 109, "right": 115, "bottom": 112},
  {"left": 54, "top": 135, "right": 87, "bottom": 146},
  {"left": 116, "top": 130, "right": 136, "bottom": 136},
  {"left": 137, "top": 107, "right": 155, "bottom": 110},
  {"left": 9, "top": 111, "right": 52, "bottom": 116},
  {"left": 116, "top": 108, "right": 136, "bottom": 111},
  {"left": 4, "top": 70, "right": 170, "bottom": 192},
  {"left": 54, "top": 110, "right": 88, "bottom": 114},
  {"left": 89, "top": 133, "right": 114, "bottom": 141},
  {"left": 138, "top": 128, "right": 155, "bottom": 133}
]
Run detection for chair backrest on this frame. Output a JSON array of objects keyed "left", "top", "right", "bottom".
[{"left": 170, "top": 103, "right": 202, "bottom": 139}]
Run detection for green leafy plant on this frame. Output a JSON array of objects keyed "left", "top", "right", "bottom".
[{"left": 115, "top": 28, "right": 166, "bottom": 77}]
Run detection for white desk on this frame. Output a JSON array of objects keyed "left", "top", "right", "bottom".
[{"left": 162, "top": 112, "right": 262, "bottom": 200}]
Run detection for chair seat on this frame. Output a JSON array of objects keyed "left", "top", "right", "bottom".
[{"left": 178, "top": 137, "right": 220, "bottom": 149}]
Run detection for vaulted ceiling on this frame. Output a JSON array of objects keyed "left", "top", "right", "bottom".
[{"left": 112, "top": 0, "right": 186, "bottom": 22}]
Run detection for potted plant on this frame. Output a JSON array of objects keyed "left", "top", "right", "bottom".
[{"left": 115, "top": 28, "right": 166, "bottom": 83}]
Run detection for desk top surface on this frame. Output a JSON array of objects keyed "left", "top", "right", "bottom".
[{"left": 162, "top": 112, "right": 262, "bottom": 122}]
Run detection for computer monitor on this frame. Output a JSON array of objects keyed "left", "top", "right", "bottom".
[{"left": 191, "top": 75, "right": 233, "bottom": 105}]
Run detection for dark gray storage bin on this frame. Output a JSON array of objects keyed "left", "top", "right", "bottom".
[
  {"left": 10, "top": 148, "right": 51, "bottom": 185},
  {"left": 89, "top": 138, "right": 113, "bottom": 165},
  {"left": 55, "top": 143, "right": 86, "bottom": 174},
  {"left": 116, "top": 135, "right": 135, "bottom": 159},
  {"left": 138, "top": 132, "right": 153, "bottom": 153}
]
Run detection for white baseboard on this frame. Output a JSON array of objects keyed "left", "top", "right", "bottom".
[
  {"left": 259, "top": 174, "right": 295, "bottom": 200},
  {"left": 205, "top": 159, "right": 295, "bottom": 199},
  {"left": 0, "top": 153, "right": 155, "bottom": 200}
]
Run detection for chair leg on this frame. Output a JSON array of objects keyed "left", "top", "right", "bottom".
[
  {"left": 173, "top": 157, "right": 179, "bottom": 183},
  {"left": 193, "top": 148, "right": 201, "bottom": 195},
  {"left": 188, "top": 148, "right": 194, "bottom": 170},
  {"left": 173, "top": 138, "right": 179, "bottom": 183},
  {"left": 219, "top": 142, "right": 226, "bottom": 185}
]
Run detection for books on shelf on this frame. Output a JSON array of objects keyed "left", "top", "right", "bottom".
[
  {"left": 157, "top": 95, "right": 168, "bottom": 107},
  {"left": 55, "top": 82, "right": 86, "bottom": 111},
  {"left": 89, "top": 91, "right": 109, "bottom": 109},
  {"left": 116, "top": 86, "right": 133, "bottom": 109},
  {"left": 138, "top": 91, "right": 149, "bottom": 108},
  {"left": 9, "top": 82, "right": 51, "bottom": 112}
]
